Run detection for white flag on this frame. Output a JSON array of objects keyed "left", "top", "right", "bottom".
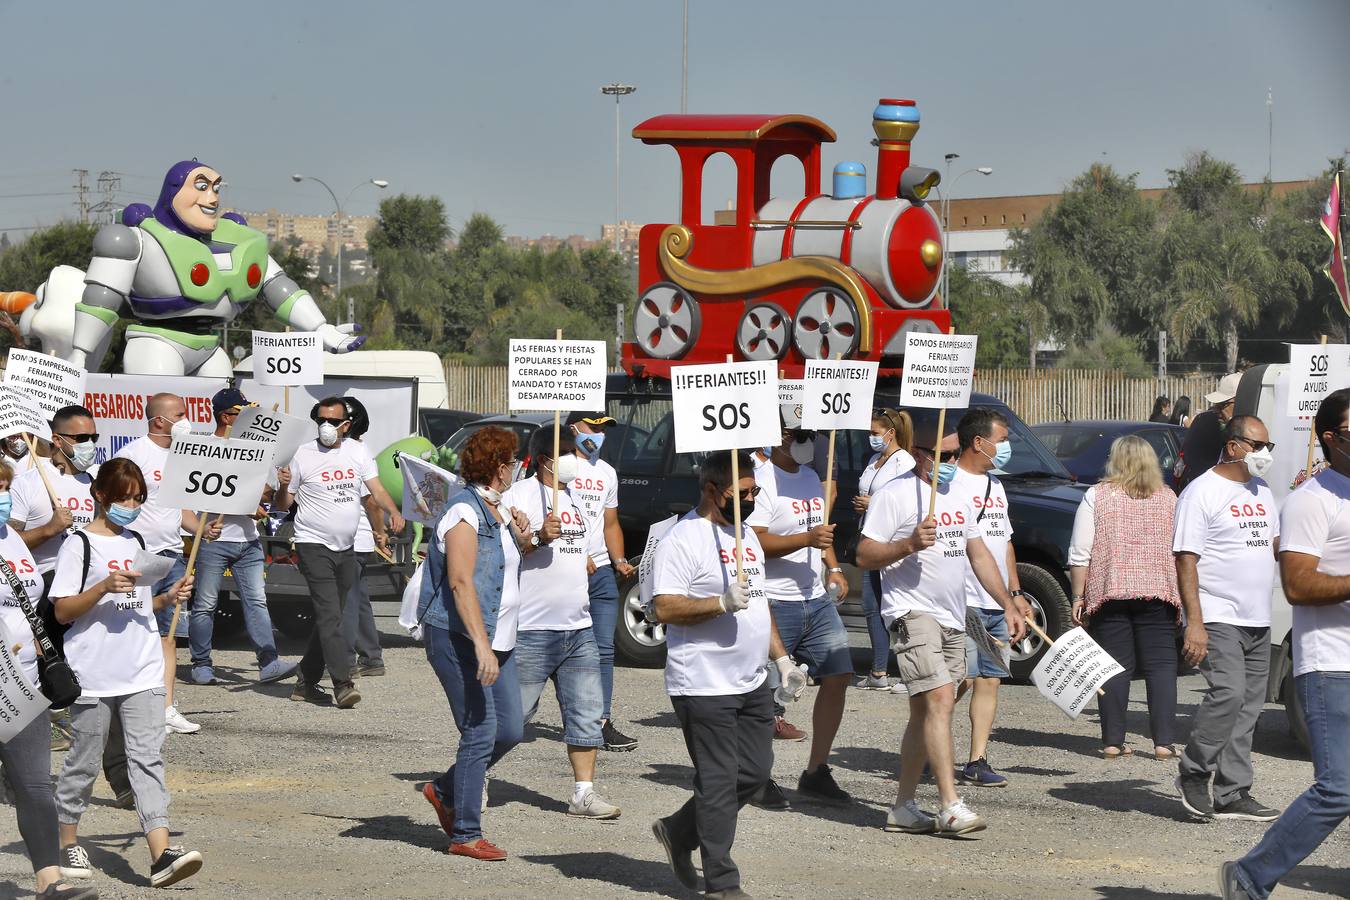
[{"left": 398, "top": 452, "right": 461, "bottom": 525}]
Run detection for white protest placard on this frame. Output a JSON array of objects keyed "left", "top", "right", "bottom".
[
  {"left": 801, "top": 359, "right": 878, "bottom": 431},
  {"left": 508, "top": 339, "right": 607, "bottom": 412},
  {"left": 158, "top": 435, "right": 276, "bottom": 516},
  {"left": 1030, "top": 627, "right": 1124, "bottom": 719},
  {"left": 671, "top": 360, "right": 779, "bottom": 453},
  {"left": 900, "top": 332, "right": 978, "bottom": 409},
  {"left": 0, "top": 385, "right": 52, "bottom": 442},
  {"left": 130, "top": 548, "right": 176, "bottom": 588},
  {"left": 252, "top": 331, "right": 324, "bottom": 387},
  {"left": 228, "top": 406, "right": 314, "bottom": 469},
  {"left": 397, "top": 451, "right": 460, "bottom": 525},
  {"left": 778, "top": 379, "right": 804, "bottom": 408},
  {"left": 1287, "top": 343, "right": 1350, "bottom": 418},
  {"left": 3, "top": 349, "right": 86, "bottom": 420},
  {"left": 965, "top": 608, "right": 1011, "bottom": 678},
  {"left": 0, "top": 619, "right": 49, "bottom": 742},
  {"left": 638, "top": 514, "right": 679, "bottom": 612}
]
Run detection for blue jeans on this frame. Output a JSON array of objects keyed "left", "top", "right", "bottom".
[
  {"left": 515, "top": 628, "right": 605, "bottom": 748},
  {"left": 859, "top": 569, "right": 890, "bottom": 674},
  {"left": 190, "top": 539, "right": 279, "bottom": 669},
  {"left": 771, "top": 594, "right": 852, "bottom": 717},
  {"left": 965, "top": 608, "right": 1011, "bottom": 678},
  {"left": 152, "top": 550, "right": 188, "bottom": 638},
  {"left": 424, "top": 625, "right": 522, "bottom": 844},
  {"left": 1234, "top": 671, "right": 1350, "bottom": 898},
  {"left": 588, "top": 565, "right": 619, "bottom": 721}
]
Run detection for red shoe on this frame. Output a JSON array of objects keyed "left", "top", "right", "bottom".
[
  {"left": 422, "top": 782, "right": 454, "bottom": 838},
  {"left": 774, "top": 716, "right": 807, "bottom": 741},
  {"left": 450, "top": 838, "right": 507, "bottom": 861}
]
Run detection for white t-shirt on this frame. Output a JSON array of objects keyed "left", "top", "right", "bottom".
[
  {"left": 1172, "top": 468, "right": 1279, "bottom": 627},
  {"left": 571, "top": 455, "right": 619, "bottom": 565},
  {"left": 858, "top": 449, "right": 916, "bottom": 499},
  {"left": 652, "top": 511, "right": 771, "bottom": 696},
  {"left": 0, "top": 526, "right": 44, "bottom": 684},
  {"left": 862, "top": 471, "right": 982, "bottom": 630},
  {"left": 950, "top": 466, "right": 1013, "bottom": 612},
  {"left": 1277, "top": 469, "right": 1350, "bottom": 675},
  {"left": 435, "top": 499, "right": 522, "bottom": 652},
  {"left": 746, "top": 462, "right": 826, "bottom": 603},
  {"left": 114, "top": 435, "right": 183, "bottom": 554},
  {"left": 9, "top": 459, "right": 95, "bottom": 574},
  {"left": 287, "top": 440, "right": 379, "bottom": 551},
  {"left": 501, "top": 476, "right": 591, "bottom": 631},
  {"left": 50, "top": 530, "right": 163, "bottom": 697}
]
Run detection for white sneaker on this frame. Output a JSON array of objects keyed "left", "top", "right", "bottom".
[
  {"left": 936, "top": 798, "right": 987, "bottom": 835},
  {"left": 165, "top": 706, "right": 202, "bottom": 735},
  {"left": 861, "top": 673, "right": 892, "bottom": 690},
  {"left": 888, "top": 680, "right": 909, "bottom": 695},
  {"left": 567, "top": 788, "right": 622, "bottom": 819},
  {"left": 884, "top": 799, "right": 936, "bottom": 833}
]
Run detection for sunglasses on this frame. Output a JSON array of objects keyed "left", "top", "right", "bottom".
[
  {"left": 721, "top": 485, "right": 762, "bottom": 501},
  {"left": 1232, "top": 435, "right": 1276, "bottom": 453},
  {"left": 57, "top": 432, "right": 99, "bottom": 444},
  {"left": 315, "top": 417, "right": 349, "bottom": 428}
]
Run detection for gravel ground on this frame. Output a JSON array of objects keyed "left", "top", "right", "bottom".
[{"left": 0, "top": 636, "right": 1344, "bottom": 900}]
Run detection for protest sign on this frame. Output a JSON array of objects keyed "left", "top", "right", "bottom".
[
  {"left": 229, "top": 406, "right": 314, "bottom": 469},
  {"left": 158, "top": 435, "right": 276, "bottom": 517},
  {"left": 965, "top": 607, "right": 1011, "bottom": 678},
  {"left": 0, "top": 619, "right": 49, "bottom": 743},
  {"left": 252, "top": 331, "right": 324, "bottom": 387},
  {"left": 508, "top": 339, "right": 606, "bottom": 412},
  {"left": 671, "top": 360, "right": 780, "bottom": 454},
  {"left": 899, "top": 332, "right": 978, "bottom": 409},
  {"left": 0, "top": 385, "right": 52, "bottom": 442},
  {"left": 237, "top": 374, "right": 417, "bottom": 465},
  {"left": 778, "top": 379, "right": 804, "bottom": 412},
  {"left": 801, "top": 359, "right": 878, "bottom": 432},
  {"left": 638, "top": 514, "right": 679, "bottom": 612},
  {"left": 1286, "top": 342, "right": 1350, "bottom": 418},
  {"left": 85, "top": 373, "right": 227, "bottom": 464},
  {"left": 1030, "top": 626, "right": 1123, "bottom": 719},
  {"left": 3, "top": 349, "right": 86, "bottom": 420},
  {"left": 130, "top": 548, "right": 176, "bottom": 588},
  {"left": 398, "top": 451, "right": 460, "bottom": 525}
]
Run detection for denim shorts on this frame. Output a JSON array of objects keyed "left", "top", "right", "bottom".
[
  {"left": 514, "top": 627, "right": 604, "bottom": 748},
  {"left": 965, "top": 607, "right": 1011, "bottom": 679},
  {"left": 771, "top": 594, "right": 853, "bottom": 679}
]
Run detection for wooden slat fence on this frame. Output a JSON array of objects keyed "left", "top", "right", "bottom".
[{"left": 444, "top": 363, "right": 1217, "bottom": 425}]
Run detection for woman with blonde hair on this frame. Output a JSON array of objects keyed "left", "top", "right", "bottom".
[{"left": 1068, "top": 435, "right": 1181, "bottom": 759}]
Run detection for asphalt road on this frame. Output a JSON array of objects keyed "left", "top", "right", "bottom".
[{"left": 0, "top": 638, "right": 1344, "bottom": 900}]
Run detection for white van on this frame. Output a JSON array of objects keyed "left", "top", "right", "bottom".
[{"left": 236, "top": 349, "right": 449, "bottom": 409}]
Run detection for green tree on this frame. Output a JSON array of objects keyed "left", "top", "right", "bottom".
[
  {"left": 1056, "top": 326, "right": 1152, "bottom": 377},
  {"left": 0, "top": 222, "right": 98, "bottom": 295},
  {"left": 366, "top": 195, "right": 456, "bottom": 353},
  {"left": 946, "top": 266, "right": 1031, "bottom": 368}
]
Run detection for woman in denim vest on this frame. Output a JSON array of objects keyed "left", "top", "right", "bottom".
[{"left": 418, "top": 427, "right": 532, "bottom": 861}]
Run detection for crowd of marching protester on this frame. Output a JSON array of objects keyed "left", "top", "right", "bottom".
[{"left": 0, "top": 378, "right": 1346, "bottom": 900}]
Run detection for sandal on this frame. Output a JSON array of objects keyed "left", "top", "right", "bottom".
[
  {"left": 1152, "top": 746, "right": 1178, "bottom": 760},
  {"left": 1102, "top": 745, "right": 1134, "bottom": 759}
]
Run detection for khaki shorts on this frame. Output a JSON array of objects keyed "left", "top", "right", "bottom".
[{"left": 889, "top": 611, "right": 966, "bottom": 695}]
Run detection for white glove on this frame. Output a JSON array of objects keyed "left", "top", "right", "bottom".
[
  {"left": 718, "top": 581, "right": 750, "bottom": 614},
  {"left": 773, "top": 656, "right": 808, "bottom": 704},
  {"left": 316, "top": 322, "right": 365, "bottom": 354}
]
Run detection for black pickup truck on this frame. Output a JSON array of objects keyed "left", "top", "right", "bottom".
[{"left": 598, "top": 373, "right": 1087, "bottom": 679}]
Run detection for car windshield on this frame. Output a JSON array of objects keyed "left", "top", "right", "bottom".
[{"left": 890, "top": 401, "right": 1071, "bottom": 479}]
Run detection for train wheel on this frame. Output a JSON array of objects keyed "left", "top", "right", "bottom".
[
  {"left": 735, "top": 302, "right": 791, "bottom": 361},
  {"left": 793, "top": 288, "right": 860, "bottom": 359},
  {"left": 633, "top": 281, "right": 700, "bottom": 359}
]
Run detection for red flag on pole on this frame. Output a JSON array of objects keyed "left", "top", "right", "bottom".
[{"left": 1321, "top": 173, "right": 1350, "bottom": 316}]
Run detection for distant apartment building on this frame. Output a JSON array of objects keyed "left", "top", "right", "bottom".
[{"left": 235, "top": 209, "right": 378, "bottom": 256}]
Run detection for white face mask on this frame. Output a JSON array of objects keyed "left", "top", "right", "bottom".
[
  {"left": 318, "top": 423, "right": 341, "bottom": 447},
  {"left": 1243, "top": 446, "right": 1274, "bottom": 479},
  {"left": 552, "top": 453, "right": 579, "bottom": 485},
  {"left": 476, "top": 484, "right": 502, "bottom": 505},
  {"left": 65, "top": 440, "right": 97, "bottom": 472},
  {"left": 170, "top": 418, "right": 192, "bottom": 438},
  {"left": 868, "top": 433, "right": 887, "bottom": 452},
  {"left": 789, "top": 438, "right": 815, "bottom": 466}
]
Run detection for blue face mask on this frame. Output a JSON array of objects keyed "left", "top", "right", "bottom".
[
  {"left": 991, "top": 440, "right": 1013, "bottom": 469},
  {"left": 0, "top": 491, "right": 11, "bottom": 523},
  {"left": 107, "top": 503, "right": 141, "bottom": 527},
  {"left": 937, "top": 462, "right": 958, "bottom": 485},
  {"left": 576, "top": 430, "right": 605, "bottom": 458}
]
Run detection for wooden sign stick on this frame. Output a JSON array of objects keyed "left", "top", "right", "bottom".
[
  {"left": 927, "top": 326, "right": 958, "bottom": 514},
  {"left": 551, "top": 328, "right": 563, "bottom": 513},
  {"left": 22, "top": 435, "right": 59, "bottom": 507},
  {"left": 726, "top": 354, "right": 745, "bottom": 584},
  {"left": 166, "top": 513, "right": 209, "bottom": 639}
]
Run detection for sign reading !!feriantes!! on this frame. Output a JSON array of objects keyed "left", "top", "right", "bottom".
[
  {"left": 158, "top": 435, "right": 277, "bottom": 516},
  {"left": 671, "top": 360, "right": 779, "bottom": 453},
  {"left": 252, "top": 331, "right": 324, "bottom": 387},
  {"left": 508, "top": 339, "right": 607, "bottom": 412},
  {"left": 801, "top": 359, "right": 878, "bottom": 431},
  {"left": 899, "top": 332, "right": 978, "bottom": 409},
  {"left": 3, "top": 349, "right": 87, "bottom": 419}
]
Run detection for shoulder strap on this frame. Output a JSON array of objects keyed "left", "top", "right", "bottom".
[
  {"left": 976, "top": 476, "right": 994, "bottom": 523},
  {"left": 0, "top": 556, "right": 56, "bottom": 661},
  {"left": 77, "top": 530, "right": 91, "bottom": 594},
  {"left": 130, "top": 530, "right": 146, "bottom": 549}
]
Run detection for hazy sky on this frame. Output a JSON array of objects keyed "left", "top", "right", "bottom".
[{"left": 2, "top": 0, "right": 1347, "bottom": 241}]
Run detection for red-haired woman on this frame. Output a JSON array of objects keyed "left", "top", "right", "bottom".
[
  {"left": 417, "top": 426, "right": 532, "bottom": 861},
  {"left": 50, "top": 459, "right": 201, "bottom": 888}
]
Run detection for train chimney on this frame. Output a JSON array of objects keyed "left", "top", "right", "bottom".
[{"left": 873, "top": 98, "right": 920, "bottom": 200}]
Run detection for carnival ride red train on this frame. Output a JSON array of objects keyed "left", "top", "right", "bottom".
[{"left": 621, "top": 98, "right": 952, "bottom": 379}]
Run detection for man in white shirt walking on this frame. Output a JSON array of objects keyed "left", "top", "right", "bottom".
[
  {"left": 10, "top": 405, "right": 95, "bottom": 597},
  {"left": 1175, "top": 414, "right": 1282, "bottom": 823},
  {"left": 650, "top": 449, "right": 802, "bottom": 900},
  {"left": 274, "top": 396, "right": 404, "bottom": 710},
  {"left": 502, "top": 428, "right": 621, "bottom": 819},
  {"left": 857, "top": 421, "right": 1026, "bottom": 836},
  {"left": 1221, "top": 391, "right": 1350, "bottom": 899}
]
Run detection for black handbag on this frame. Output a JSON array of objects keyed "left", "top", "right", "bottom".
[{"left": 1, "top": 556, "right": 81, "bottom": 708}]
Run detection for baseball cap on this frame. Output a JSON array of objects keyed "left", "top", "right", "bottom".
[
  {"left": 212, "top": 387, "right": 251, "bottom": 414},
  {"left": 780, "top": 402, "right": 804, "bottom": 430},
  {"left": 1204, "top": 372, "right": 1242, "bottom": 406},
  {"left": 564, "top": 411, "right": 616, "bottom": 428}
]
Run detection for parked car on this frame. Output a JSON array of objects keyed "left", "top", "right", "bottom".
[
  {"left": 598, "top": 373, "right": 1087, "bottom": 677},
  {"left": 419, "top": 408, "right": 481, "bottom": 447},
  {"left": 1032, "top": 420, "right": 1187, "bottom": 490},
  {"left": 442, "top": 413, "right": 555, "bottom": 463}
]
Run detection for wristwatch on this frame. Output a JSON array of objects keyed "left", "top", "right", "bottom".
[
  {"left": 615, "top": 557, "right": 629, "bottom": 567},
  {"left": 828, "top": 567, "right": 843, "bottom": 574},
  {"left": 529, "top": 533, "right": 541, "bottom": 548},
  {"left": 1010, "top": 589, "right": 1026, "bottom": 599}
]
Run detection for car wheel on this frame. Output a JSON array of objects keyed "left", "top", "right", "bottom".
[
  {"left": 1008, "top": 561, "right": 1072, "bottom": 681},
  {"left": 1281, "top": 664, "right": 1310, "bottom": 753},
  {"left": 613, "top": 565, "right": 666, "bottom": 668}
]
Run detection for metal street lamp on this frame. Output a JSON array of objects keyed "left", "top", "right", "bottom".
[
  {"left": 291, "top": 174, "right": 389, "bottom": 324},
  {"left": 600, "top": 82, "right": 636, "bottom": 367},
  {"left": 938, "top": 159, "right": 992, "bottom": 310}
]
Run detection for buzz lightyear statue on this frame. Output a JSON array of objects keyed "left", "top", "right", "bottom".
[{"left": 24, "top": 159, "right": 362, "bottom": 375}]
